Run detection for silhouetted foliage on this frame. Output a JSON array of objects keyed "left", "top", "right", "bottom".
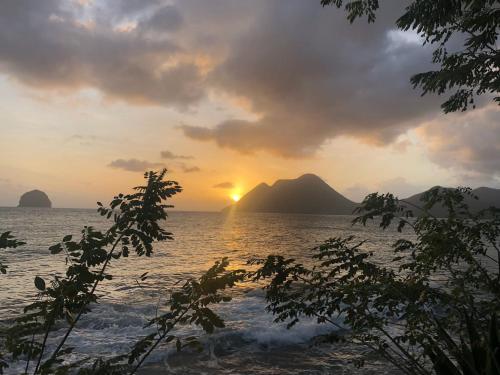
[
  {"left": 254, "top": 187, "right": 500, "bottom": 374},
  {"left": 71, "top": 258, "right": 245, "bottom": 374},
  {"left": 321, "top": 0, "right": 500, "bottom": 112},
  {"left": 0, "top": 232, "right": 26, "bottom": 372},
  {"left": 0, "top": 170, "right": 245, "bottom": 374},
  {"left": 1, "top": 170, "right": 171, "bottom": 373},
  {"left": 126, "top": 258, "right": 245, "bottom": 374},
  {"left": 0, "top": 231, "right": 25, "bottom": 275}
]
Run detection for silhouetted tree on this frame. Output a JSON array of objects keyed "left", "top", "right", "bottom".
[
  {"left": 254, "top": 188, "right": 500, "bottom": 374},
  {"left": 0, "top": 232, "right": 25, "bottom": 372},
  {"left": 0, "top": 232, "right": 25, "bottom": 275},
  {"left": 1, "top": 170, "right": 243, "bottom": 374},
  {"left": 322, "top": 0, "right": 500, "bottom": 112}
]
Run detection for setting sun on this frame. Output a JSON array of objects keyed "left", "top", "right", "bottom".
[{"left": 0, "top": 1, "right": 498, "bottom": 373}]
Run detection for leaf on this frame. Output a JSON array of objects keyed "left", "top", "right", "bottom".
[
  {"left": 49, "top": 243, "right": 63, "bottom": 254},
  {"left": 63, "top": 235, "right": 72, "bottom": 242},
  {"left": 34, "top": 276, "right": 46, "bottom": 291}
]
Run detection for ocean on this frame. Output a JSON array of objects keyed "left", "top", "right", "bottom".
[{"left": 0, "top": 207, "right": 403, "bottom": 374}]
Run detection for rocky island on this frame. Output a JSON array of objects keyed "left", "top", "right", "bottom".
[{"left": 18, "top": 190, "right": 52, "bottom": 208}]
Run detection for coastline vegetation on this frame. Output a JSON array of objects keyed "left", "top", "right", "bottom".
[
  {"left": 1, "top": 0, "right": 498, "bottom": 373},
  {"left": 0, "top": 171, "right": 244, "bottom": 374},
  {"left": 2, "top": 180, "right": 499, "bottom": 374},
  {"left": 253, "top": 187, "right": 500, "bottom": 374}
]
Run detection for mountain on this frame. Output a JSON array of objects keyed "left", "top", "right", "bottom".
[
  {"left": 225, "top": 174, "right": 357, "bottom": 215},
  {"left": 18, "top": 190, "right": 52, "bottom": 208},
  {"left": 402, "top": 186, "right": 500, "bottom": 217},
  {"left": 224, "top": 175, "right": 500, "bottom": 217}
]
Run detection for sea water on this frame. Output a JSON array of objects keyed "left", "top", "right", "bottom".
[{"left": 0, "top": 207, "right": 403, "bottom": 374}]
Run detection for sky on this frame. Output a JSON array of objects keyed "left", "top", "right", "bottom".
[{"left": 0, "top": 0, "right": 499, "bottom": 210}]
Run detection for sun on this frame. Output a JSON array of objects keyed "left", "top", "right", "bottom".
[{"left": 231, "top": 193, "right": 241, "bottom": 202}]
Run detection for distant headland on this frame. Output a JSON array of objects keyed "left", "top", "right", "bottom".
[
  {"left": 224, "top": 174, "right": 500, "bottom": 216},
  {"left": 18, "top": 190, "right": 52, "bottom": 208},
  {"left": 224, "top": 174, "right": 357, "bottom": 215}
]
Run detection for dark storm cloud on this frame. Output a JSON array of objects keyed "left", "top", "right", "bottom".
[
  {"left": 107, "top": 0, "right": 165, "bottom": 17},
  {"left": 1, "top": 0, "right": 496, "bottom": 177},
  {"left": 181, "top": 0, "right": 441, "bottom": 157},
  {"left": 182, "top": 118, "right": 323, "bottom": 157},
  {"left": 139, "top": 5, "right": 183, "bottom": 32},
  {"left": 0, "top": 0, "right": 204, "bottom": 108},
  {"left": 419, "top": 107, "right": 500, "bottom": 177},
  {"left": 213, "top": 182, "right": 234, "bottom": 189},
  {"left": 160, "top": 150, "right": 194, "bottom": 160},
  {"left": 0, "top": 0, "right": 439, "bottom": 150},
  {"left": 108, "top": 159, "right": 164, "bottom": 172}
]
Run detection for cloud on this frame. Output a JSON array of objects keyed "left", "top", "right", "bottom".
[
  {"left": 159, "top": 152, "right": 200, "bottom": 172},
  {"left": 108, "top": 158, "right": 164, "bottom": 172},
  {"left": 181, "top": 164, "right": 200, "bottom": 173},
  {"left": 417, "top": 106, "right": 500, "bottom": 178},
  {"left": 213, "top": 182, "right": 234, "bottom": 189},
  {"left": 181, "top": 118, "right": 326, "bottom": 157},
  {"left": 0, "top": 0, "right": 205, "bottom": 108},
  {"left": 1, "top": 0, "right": 496, "bottom": 170},
  {"left": 181, "top": 0, "right": 442, "bottom": 157},
  {"left": 160, "top": 150, "right": 194, "bottom": 160},
  {"left": 139, "top": 5, "right": 183, "bottom": 32}
]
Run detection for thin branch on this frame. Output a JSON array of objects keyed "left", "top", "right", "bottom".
[
  {"left": 376, "top": 325, "right": 430, "bottom": 375},
  {"left": 41, "top": 221, "right": 134, "bottom": 370},
  {"left": 33, "top": 316, "right": 53, "bottom": 374},
  {"left": 130, "top": 303, "right": 193, "bottom": 375}
]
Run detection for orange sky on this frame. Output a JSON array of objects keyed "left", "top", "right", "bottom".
[{"left": 0, "top": 1, "right": 498, "bottom": 210}]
